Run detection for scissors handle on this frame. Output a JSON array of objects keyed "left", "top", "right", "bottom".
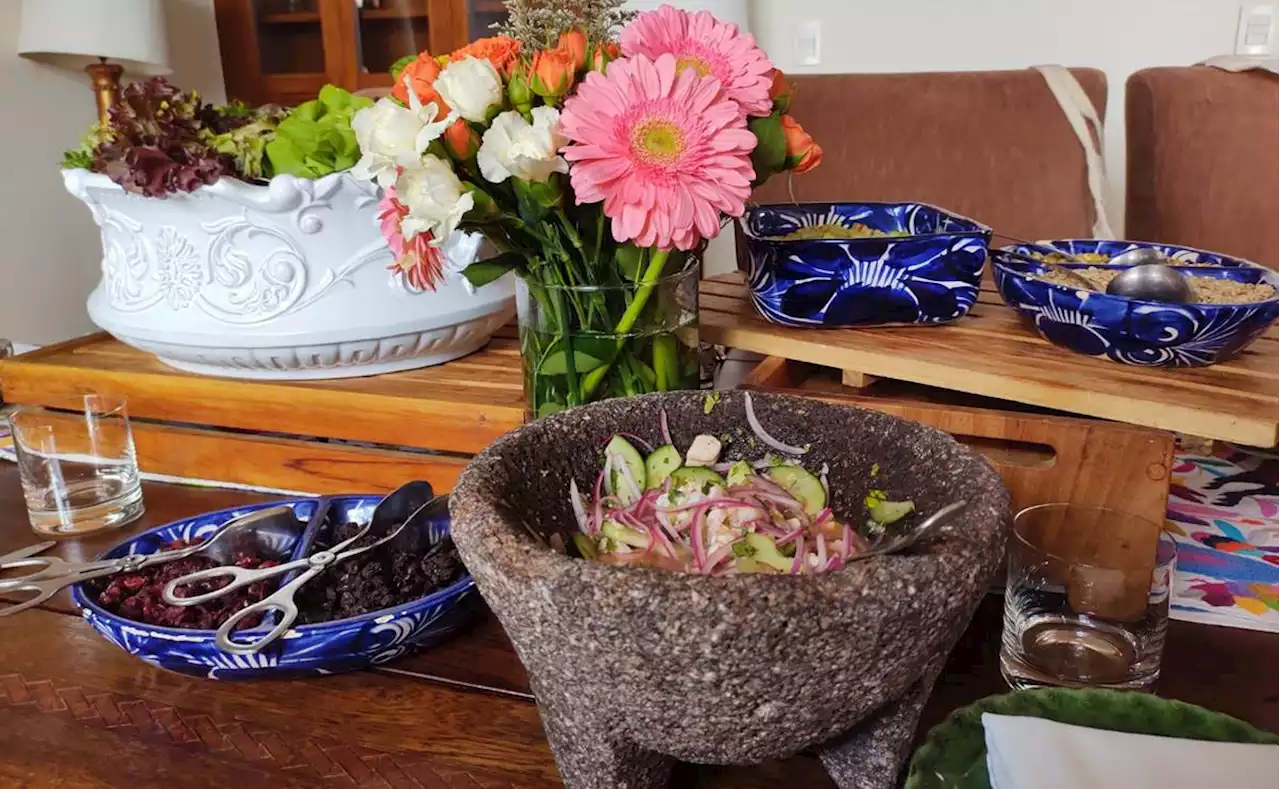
[{"left": 212, "top": 565, "right": 320, "bottom": 654}]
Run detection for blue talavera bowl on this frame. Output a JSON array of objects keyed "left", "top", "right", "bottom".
[
  {"left": 740, "top": 201, "right": 992, "bottom": 327},
  {"left": 71, "top": 495, "right": 479, "bottom": 680},
  {"left": 991, "top": 239, "right": 1280, "bottom": 367}
]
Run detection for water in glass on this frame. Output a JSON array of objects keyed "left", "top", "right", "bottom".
[{"left": 9, "top": 395, "right": 144, "bottom": 536}]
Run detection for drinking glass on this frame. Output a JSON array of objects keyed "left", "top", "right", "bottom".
[
  {"left": 8, "top": 394, "right": 145, "bottom": 536},
  {"left": 1000, "top": 503, "right": 1176, "bottom": 691}
]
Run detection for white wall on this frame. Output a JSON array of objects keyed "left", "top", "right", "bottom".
[
  {"left": 703, "top": 0, "right": 1263, "bottom": 276},
  {"left": 0, "top": 0, "right": 226, "bottom": 346}
]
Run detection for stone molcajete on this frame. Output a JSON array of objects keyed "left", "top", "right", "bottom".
[{"left": 449, "top": 392, "right": 1011, "bottom": 788}]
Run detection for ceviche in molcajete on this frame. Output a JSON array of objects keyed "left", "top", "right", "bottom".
[{"left": 567, "top": 393, "right": 915, "bottom": 575}]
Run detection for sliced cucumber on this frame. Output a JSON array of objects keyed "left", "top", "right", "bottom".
[
  {"left": 670, "top": 466, "right": 727, "bottom": 493},
  {"left": 766, "top": 464, "right": 826, "bottom": 516},
  {"left": 644, "top": 444, "right": 682, "bottom": 490},
  {"left": 605, "top": 435, "right": 646, "bottom": 505},
  {"left": 601, "top": 520, "right": 649, "bottom": 549},
  {"left": 572, "top": 533, "right": 598, "bottom": 559},
  {"left": 726, "top": 459, "right": 753, "bottom": 487},
  {"left": 744, "top": 532, "right": 793, "bottom": 572},
  {"left": 869, "top": 499, "right": 915, "bottom": 525}
]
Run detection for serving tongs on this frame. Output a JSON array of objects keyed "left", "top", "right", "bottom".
[
  {"left": 0, "top": 506, "right": 299, "bottom": 617},
  {"left": 162, "top": 482, "right": 441, "bottom": 654}
]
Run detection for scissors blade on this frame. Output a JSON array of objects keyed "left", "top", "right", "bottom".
[{"left": 0, "top": 541, "right": 58, "bottom": 565}]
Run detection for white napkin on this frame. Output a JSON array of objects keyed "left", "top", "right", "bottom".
[{"left": 982, "top": 712, "right": 1278, "bottom": 789}]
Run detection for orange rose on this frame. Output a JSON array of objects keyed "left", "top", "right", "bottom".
[
  {"left": 590, "top": 41, "right": 620, "bottom": 73},
  {"left": 392, "top": 52, "right": 449, "bottom": 113},
  {"left": 557, "top": 29, "right": 589, "bottom": 71},
  {"left": 769, "top": 70, "right": 793, "bottom": 112},
  {"left": 529, "top": 48, "right": 576, "bottom": 98},
  {"left": 450, "top": 35, "right": 522, "bottom": 76},
  {"left": 781, "top": 115, "right": 822, "bottom": 174},
  {"left": 442, "top": 119, "right": 480, "bottom": 161}
]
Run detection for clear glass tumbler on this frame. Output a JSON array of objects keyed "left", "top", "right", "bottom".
[
  {"left": 1001, "top": 503, "right": 1176, "bottom": 691},
  {"left": 8, "top": 394, "right": 145, "bottom": 536}
]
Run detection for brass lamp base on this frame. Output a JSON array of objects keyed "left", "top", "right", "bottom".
[{"left": 85, "top": 60, "right": 124, "bottom": 126}]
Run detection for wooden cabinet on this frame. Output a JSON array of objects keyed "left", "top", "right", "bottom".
[{"left": 214, "top": 0, "right": 507, "bottom": 105}]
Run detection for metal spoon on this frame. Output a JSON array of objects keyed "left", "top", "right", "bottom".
[
  {"left": 993, "top": 235, "right": 1087, "bottom": 264},
  {"left": 852, "top": 500, "right": 969, "bottom": 562},
  {"left": 998, "top": 248, "right": 1099, "bottom": 292},
  {"left": 1106, "top": 247, "right": 1169, "bottom": 268},
  {"left": 1105, "top": 263, "right": 1194, "bottom": 303}
]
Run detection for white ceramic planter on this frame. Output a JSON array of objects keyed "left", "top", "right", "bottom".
[{"left": 63, "top": 169, "right": 515, "bottom": 380}]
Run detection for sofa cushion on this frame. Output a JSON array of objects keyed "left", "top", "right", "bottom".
[
  {"left": 748, "top": 68, "right": 1108, "bottom": 241},
  {"left": 1126, "top": 66, "right": 1278, "bottom": 269}
]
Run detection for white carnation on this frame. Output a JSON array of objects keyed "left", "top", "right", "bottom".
[
  {"left": 435, "top": 56, "right": 503, "bottom": 124},
  {"left": 350, "top": 78, "right": 455, "bottom": 187},
  {"left": 397, "top": 155, "right": 474, "bottom": 245},
  {"left": 477, "top": 107, "right": 569, "bottom": 184}
]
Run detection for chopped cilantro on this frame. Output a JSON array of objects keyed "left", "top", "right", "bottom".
[
  {"left": 732, "top": 541, "right": 754, "bottom": 558},
  {"left": 703, "top": 391, "right": 722, "bottom": 414},
  {"left": 870, "top": 463, "right": 880, "bottom": 477},
  {"left": 780, "top": 542, "right": 797, "bottom": 557}
]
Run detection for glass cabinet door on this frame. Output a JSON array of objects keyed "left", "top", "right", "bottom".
[
  {"left": 352, "top": 0, "right": 430, "bottom": 77},
  {"left": 467, "top": 0, "right": 507, "bottom": 40},
  {"left": 253, "top": 0, "right": 327, "bottom": 75}
]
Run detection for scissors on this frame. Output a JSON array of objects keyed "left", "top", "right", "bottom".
[
  {"left": 162, "top": 496, "right": 443, "bottom": 655},
  {"left": 0, "top": 507, "right": 297, "bottom": 618}
]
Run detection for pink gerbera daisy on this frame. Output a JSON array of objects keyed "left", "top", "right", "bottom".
[
  {"left": 620, "top": 5, "right": 773, "bottom": 118},
  {"left": 377, "top": 187, "right": 445, "bottom": 292},
  {"left": 560, "top": 53, "right": 757, "bottom": 251}
]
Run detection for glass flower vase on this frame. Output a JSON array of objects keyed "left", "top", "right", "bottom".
[{"left": 515, "top": 262, "right": 702, "bottom": 418}]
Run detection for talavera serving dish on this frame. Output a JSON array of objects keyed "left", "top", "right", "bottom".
[
  {"left": 72, "top": 495, "right": 478, "bottom": 680},
  {"left": 450, "top": 391, "right": 1012, "bottom": 789},
  {"left": 991, "top": 239, "right": 1279, "bottom": 367},
  {"left": 740, "top": 201, "right": 992, "bottom": 327}
]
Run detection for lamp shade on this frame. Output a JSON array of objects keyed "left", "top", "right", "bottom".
[
  {"left": 624, "top": 0, "right": 750, "bottom": 34},
  {"left": 18, "top": 0, "right": 170, "bottom": 75}
]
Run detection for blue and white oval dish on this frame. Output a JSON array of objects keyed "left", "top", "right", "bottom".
[
  {"left": 991, "top": 239, "right": 1279, "bottom": 367},
  {"left": 71, "top": 496, "right": 479, "bottom": 680},
  {"left": 740, "top": 201, "right": 992, "bottom": 327}
]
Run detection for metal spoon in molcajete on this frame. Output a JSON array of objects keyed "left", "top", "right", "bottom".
[{"left": 850, "top": 500, "right": 969, "bottom": 562}]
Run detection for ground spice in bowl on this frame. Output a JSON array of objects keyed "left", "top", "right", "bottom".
[{"left": 1036, "top": 267, "right": 1276, "bottom": 305}]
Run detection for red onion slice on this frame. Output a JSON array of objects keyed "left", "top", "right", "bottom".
[
  {"left": 790, "top": 535, "right": 806, "bottom": 574},
  {"left": 659, "top": 408, "right": 673, "bottom": 446},
  {"left": 569, "top": 478, "right": 590, "bottom": 534},
  {"left": 743, "top": 392, "right": 808, "bottom": 455}
]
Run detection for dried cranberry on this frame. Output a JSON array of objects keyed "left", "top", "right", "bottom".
[{"left": 119, "top": 574, "right": 145, "bottom": 591}]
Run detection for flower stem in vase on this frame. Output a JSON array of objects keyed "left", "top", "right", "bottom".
[{"left": 578, "top": 249, "right": 670, "bottom": 401}]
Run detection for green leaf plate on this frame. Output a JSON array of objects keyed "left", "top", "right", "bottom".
[{"left": 905, "top": 688, "right": 1278, "bottom": 789}]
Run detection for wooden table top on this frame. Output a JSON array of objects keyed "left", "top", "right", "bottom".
[
  {"left": 700, "top": 275, "right": 1280, "bottom": 448},
  {"left": 1, "top": 468, "right": 1275, "bottom": 788}
]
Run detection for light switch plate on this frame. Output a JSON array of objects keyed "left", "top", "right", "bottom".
[
  {"left": 1236, "top": 3, "right": 1278, "bottom": 56},
  {"left": 796, "top": 20, "right": 821, "bottom": 66}
]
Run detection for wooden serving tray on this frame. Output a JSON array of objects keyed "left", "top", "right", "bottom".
[
  {"left": 701, "top": 274, "right": 1279, "bottom": 448},
  {"left": 0, "top": 327, "right": 528, "bottom": 494}
]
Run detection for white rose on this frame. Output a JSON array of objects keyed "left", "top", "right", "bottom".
[
  {"left": 350, "top": 82, "right": 455, "bottom": 187},
  {"left": 435, "top": 56, "right": 503, "bottom": 124},
  {"left": 477, "top": 107, "right": 569, "bottom": 184},
  {"left": 397, "top": 155, "right": 475, "bottom": 246}
]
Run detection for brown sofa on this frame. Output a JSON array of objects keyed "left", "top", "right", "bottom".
[
  {"left": 749, "top": 68, "right": 1108, "bottom": 241},
  {"left": 1126, "top": 66, "right": 1279, "bottom": 269}
]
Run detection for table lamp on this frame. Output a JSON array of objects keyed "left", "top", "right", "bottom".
[{"left": 17, "top": 0, "right": 171, "bottom": 126}]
